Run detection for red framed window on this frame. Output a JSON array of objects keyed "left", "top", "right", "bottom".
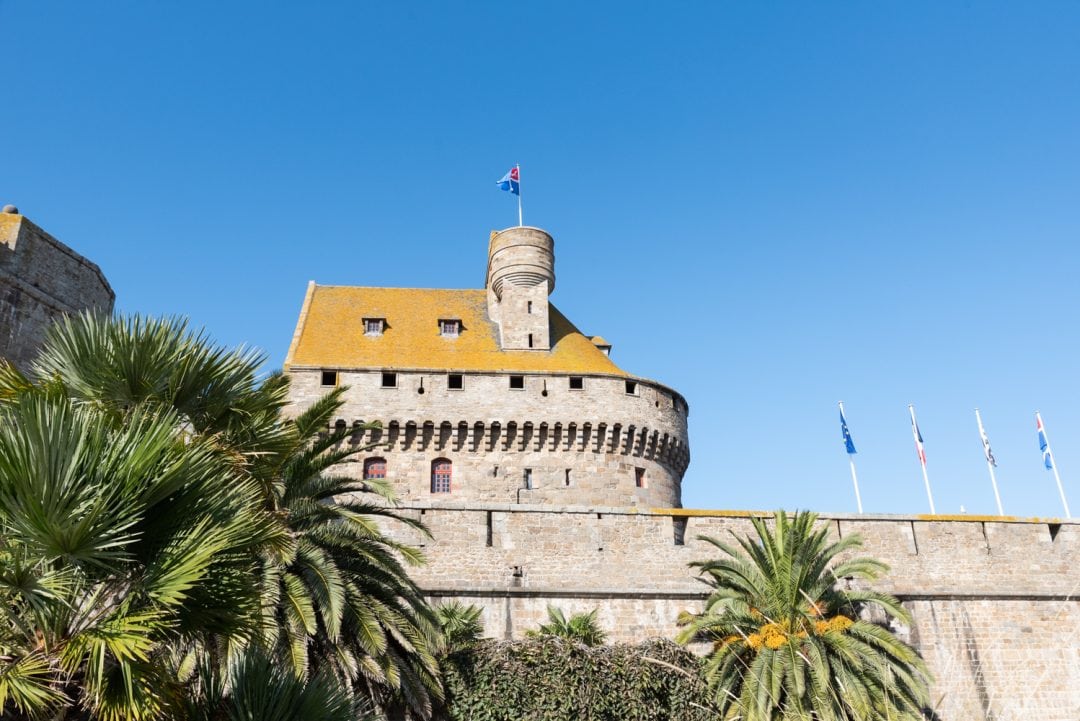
[
  {"left": 363, "top": 457, "right": 386, "bottom": 480},
  {"left": 431, "top": 459, "right": 452, "bottom": 493}
]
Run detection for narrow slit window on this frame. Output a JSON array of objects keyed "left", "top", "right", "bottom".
[
  {"left": 321, "top": 370, "right": 338, "bottom": 387},
  {"left": 564, "top": 469, "right": 571, "bottom": 486},
  {"left": 448, "top": 373, "right": 463, "bottom": 390},
  {"left": 569, "top": 376, "right": 584, "bottom": 390},
  {"left": 527, "top": 301, "right": 533, "bottom": 314},
  {"left": 635, "top": 467, "right": 646, "bottom": 488},
  {"left": 381, "top": 372, "right": 397, "bottom": 388},
  {"left": 509, "top": 375, "right": 524, "bottom": 390},
  {"left": 528, "top": 333, "right": 534, "bottom": 348},
  {"left": 523, "top": 468, "right": 533, "bottom": 490}
]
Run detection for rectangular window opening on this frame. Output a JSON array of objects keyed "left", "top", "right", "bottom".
[
  {"left": 509, "top": 375, "right": 524, "bottom": 390},
  {"left": 528, "top": 333, "right": 534, "bottom": 348},
  {"left": 569, "top": 376, "right": 584, "bottom": 390},
  {"left": 625, "top": 380, "right": 638, "bottom": 395},
  {"left": 564, "top": 469, "right": 571, "bottom": 486},
  {"left": 527, "top": 300, "right": 533, "bottom": 314},
  {"left": 448, "top": 373, "right": 463, "bottom": 390},
  {"left": 523, "top": 468, "right": 533, "bottom": 490},
  {"left": 439, "top": 319, "right": 461, "bottom": 337},
  {"left": 635, "top": 467, "right": 647, "bottom": 488},
  {"left": 381, "top": 372, "right": 397, "bottom": 388},
  {"left": 486, "top": 511, "right": 494, "bottom": 547},
  {"left": 363, "top": 318, "right": 385, "bottom": 336},
  {"left": 320, "top": 370, "right": 338, "bottom": 387}
]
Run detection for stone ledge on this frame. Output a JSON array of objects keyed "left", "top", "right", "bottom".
[{"left": 393, "top": 501, "right": 1078, "bottom": 525}]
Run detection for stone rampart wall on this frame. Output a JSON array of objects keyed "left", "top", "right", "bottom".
[
  {"left": 378, "top": 505, "right": 1080, "bottom": 721},
  {"left": 289, "top": 368, "right": 690, "bottom": 506},
  {"left": 0, "top": 214, "right": 114, "bottom": 371}
]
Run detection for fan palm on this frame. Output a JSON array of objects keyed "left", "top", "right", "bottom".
[
  {"left": 0, "top": 393, "right": 273, "bottom": 720},
  {"left": 676, "top": 511, "right": 930, "bottom": 721},
  {"left": 526, "top": 606, "right": 607, "bottom": 647},
  {"left": 181, "top": 648, "right": 372, "bottom": 721},
  {"left": 0, "top": 313, "right": 442, "bottom": 719},
  {"left": 434, "top": 602, "right": 485, "bottom": 656}
]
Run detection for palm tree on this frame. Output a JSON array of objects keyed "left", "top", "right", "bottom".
[
  {"left": 676, "top": 510, "right": 931, "bottom": 721},
  {"left": 258, "top": 387, "right": 442, "bottom": 718},
  {"left": 181, "top": 649, "right": 373, "bottom": 721},
  {"left": 0, "top": 313, "right": 442, "bottom": 719},
  {"left": 526, "top": 606, "right": 607, "bottom": 647},
  {"left": 434, "top": 602, "right": 485, "bottom": 656},
  {"left": 0, "top": 393, "right": 273, "bottom": 720}
]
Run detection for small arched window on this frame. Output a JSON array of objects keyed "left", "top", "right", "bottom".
[
  {"left": 363, "top": 457, "right": 386, "bottom": 480},
  {"left": 431, "top": 458, "right": 452, "bottom": 493}
]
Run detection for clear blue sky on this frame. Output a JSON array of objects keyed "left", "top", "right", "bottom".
[{"left": 5, "top": 1, "right": 1080, "bottom": 518}]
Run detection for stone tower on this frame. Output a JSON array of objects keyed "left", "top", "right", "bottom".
[
  {"left": 485, "top": 227, "right": 555, "bottom": 351},
  {"left": 0, "top": 208, "right": 114, "bottom": 372},
  {"left": 284, "top": 225, "right": 690, "bottom": 508}
]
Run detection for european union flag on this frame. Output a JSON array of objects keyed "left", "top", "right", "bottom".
[{"left": 840, "top": 408, "right": 856, "bottom": 455}]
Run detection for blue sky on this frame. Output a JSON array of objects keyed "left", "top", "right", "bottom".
[{"left": 4, "top": 1, "right": 1080, "bottom": 518}]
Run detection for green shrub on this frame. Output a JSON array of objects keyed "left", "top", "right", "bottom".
[{"left": 440, "top": 637, "right": 712, "bottom": 721}]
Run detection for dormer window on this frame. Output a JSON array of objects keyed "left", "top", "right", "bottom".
[
  {"left": 364, "top": 318, "right": 385, "bottom": 336},
  {"left": 439, "top": 319, "right": 461, "bottom": 338}
]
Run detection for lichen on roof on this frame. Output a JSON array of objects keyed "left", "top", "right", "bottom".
[{"left": 285, "top": 285, "right": 628, "bottom": 375}]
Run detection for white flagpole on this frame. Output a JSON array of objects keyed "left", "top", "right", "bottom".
[
  {"left": 516, "top": 163, "right": 523, "bottom": 227},
  {"left": 1037, "top": 411, "right": 1071, "bottom": 518},
  {"left": 839, "top": 401, "right": 863, "bottom": 513},
  {"left": 909, "top": 404, "right": 936, "bottom": 514},
  {"left": 975, "top": 409, "right": 1004, "bottom": 516}
]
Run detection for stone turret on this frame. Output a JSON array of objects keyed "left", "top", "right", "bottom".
[{"left": 485, "top": 226, "right": 555, "bottom": 351}]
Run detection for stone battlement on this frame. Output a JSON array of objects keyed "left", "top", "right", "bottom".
[
  {"left": 376, "top": 505, "right": 1080, "bottom": 719},
  {"left": 379, "top": 505, "right": 1080, "bottom": 599},
  {"left": 289, "top": 366, "right": 690, "bottom": 507}
]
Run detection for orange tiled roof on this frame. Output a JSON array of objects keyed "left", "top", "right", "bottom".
[{"left": 284, "top": 284, "right": 627, "bottom": 376}]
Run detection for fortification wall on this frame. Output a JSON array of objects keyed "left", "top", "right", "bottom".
[
  {"left": 0, "top": 212, "right": 114, "bottom": 372},
  {"left": 377, "top": 505, "right": 1080, "bottom": 721},
  {"left": 289, "top": 367, "right": 690, "bottom": 507}
]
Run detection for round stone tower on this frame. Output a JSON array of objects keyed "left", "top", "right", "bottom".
[
  {"left": 486, "top": 227, "right": 556, "bottom": 351},
  {"left": 486, "top": 226, "right": 555, "bottom": 300}
]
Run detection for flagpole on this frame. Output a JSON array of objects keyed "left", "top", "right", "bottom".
[
  {"left": 516, "top": 163, "right": 523, "bottom": 227},
  {"left": 909, "top": 404, "right": 936, "bottom": 514},
  {"left": 839, "top": 401, "right": 863, "bottom": 513},
  {"left": 975, "top": 409, "right": 1004, "bottom": 516},
  {"left": 1037, "top": 411, "right": 1071, "bottom": 518}
]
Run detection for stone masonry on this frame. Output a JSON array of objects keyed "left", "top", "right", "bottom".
[
  {"left": 377, "top": 505, "right": 1080, "bottom": 721},
  {"left": 0, "top": 209, "right": 114, "bottom": 372},
  {"left": 284, "top": 225, "right": 690, "bottom": 507},
  {"left": 284, "top": 221, "right": 1080, "bottom": 720}
]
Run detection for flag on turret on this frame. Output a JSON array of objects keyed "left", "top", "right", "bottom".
[{"left": 496, "top": 167, "right": 520, "bottom": 195}]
